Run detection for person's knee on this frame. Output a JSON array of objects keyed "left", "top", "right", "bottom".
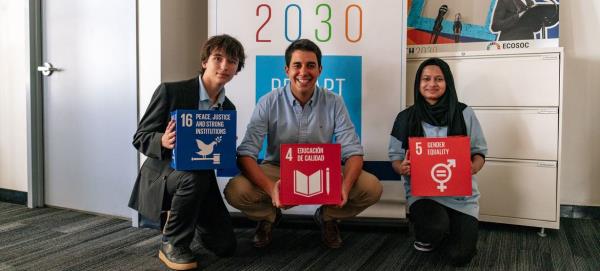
[
  {"left": 224, "top": 176, "right": 260, "bottom": 208},
  {"left": 369, "top": 179, "right": 383, "bottom": 204},
  {"left": 412, "top": 222, "right": 447, "bottom": 244},
  {"left": 416, "top": 219, "right": 447, "bottom": 236},
  {"left": 363, "top": 185, "right": 382, "bottom": 207},
  {"left": 175, "top": 171, "right": 207, "bottom": 192},
  {"left": 356, "top": 172, "right": 383, "bottom": 206},
  {"left": 410, "top": 200, "right": 449, "bottom": 229}
]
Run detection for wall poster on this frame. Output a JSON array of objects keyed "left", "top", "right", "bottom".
[
  {"left": 209, "top": 0, "right": 407, "bottom": 172},
  {"left": 407, "top": 0, "right": 559, "bottom": 54}
]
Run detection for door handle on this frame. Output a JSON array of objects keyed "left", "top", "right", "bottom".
[{"left": 37, "top": 62, "right": 62, "bottom": 76}]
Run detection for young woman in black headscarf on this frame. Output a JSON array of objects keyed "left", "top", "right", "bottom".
[{"left": 388, "top": 58, "right": 487, "bottom": 266}]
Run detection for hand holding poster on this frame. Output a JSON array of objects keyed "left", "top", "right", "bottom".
[
  {"left": 279, "top": 144, "right": 342, "bottom": 205},
  {"left": 170, "top": 110, "right": 236, "bottom": 171},
  {"left": 409, "top": 136, "right": 472, "bottom": 196}
]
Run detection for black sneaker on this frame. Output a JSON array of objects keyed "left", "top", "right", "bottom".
[
  {"left": 158, "top": 240, "right": 197, "bottom": 270},
  {"left": 314, "top": 206, "right": 342, "bottom": 248},
  {"left": 413, "top": 241, "right": 434, "bottom": 252}
]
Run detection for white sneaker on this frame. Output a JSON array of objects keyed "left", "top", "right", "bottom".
[{"left": 413, "top": 241, "right": 434, "bottom": 252}]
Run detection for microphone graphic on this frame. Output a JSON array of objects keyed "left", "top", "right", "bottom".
[
  {"left": 430, "top": 4, "right": 448, "bottom": 44},
  {"left": 453, "top": 13, "right": 462, "bottom": 43}
]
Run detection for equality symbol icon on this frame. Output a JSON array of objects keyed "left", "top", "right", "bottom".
[{"left": 430, "top": 159, "right": 456, "bottom": 192}]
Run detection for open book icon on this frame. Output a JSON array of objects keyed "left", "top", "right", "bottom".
[{"left": 293, "top": 168, "right": 330, "bottom": 197}]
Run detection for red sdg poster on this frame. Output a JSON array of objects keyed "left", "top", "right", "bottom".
[
  {"left": 409, "top": 136, "right": 472, "bottom": 196},
  {"left": 280, "top": 144, "right": 342, "bottom": 205}
]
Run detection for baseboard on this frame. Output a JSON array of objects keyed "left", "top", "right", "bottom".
[
  {"left": 0, "top": 188, "right": 27, "bottom": 205},
  {"left": 560, "top": 205, "right": 600, "bottom": 219}
]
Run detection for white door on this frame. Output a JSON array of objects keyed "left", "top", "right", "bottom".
[{"left": 41, "top": 0, "right": 137, "bottom": 217}]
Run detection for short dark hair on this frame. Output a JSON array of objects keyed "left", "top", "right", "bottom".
[
  {"left": 200, "top": 34, "right": 246, "bottom": 74},
  {"left": 284, "top": 39, "right": 322, "bottom": 67}
]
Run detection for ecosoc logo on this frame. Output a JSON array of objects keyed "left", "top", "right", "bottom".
[
  {"left": 502, "top": 41, "right": 530, "bottom": 49},
  {"left": 486, "top": 42, "right": 501, "bottom": 50}
]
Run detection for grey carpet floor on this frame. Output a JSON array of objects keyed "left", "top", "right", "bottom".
[{"left": 0, "top": 202, "right": 598, "bottom": 271}]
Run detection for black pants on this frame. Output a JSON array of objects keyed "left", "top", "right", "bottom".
[
  {"left": 162, "top": 169, "right": 236, "bottom": 256},
  {"left": 409, "top": 199, "right": 478, "bottom": 266}
]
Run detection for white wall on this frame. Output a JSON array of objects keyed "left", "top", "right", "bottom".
[
  {"left": 161, "top": 0, "right": 207, "bottom": 82},
  {"left": 138, "top": 0, "right": 208, "bottom": 119},
  {"left": 138, "top": 0, "right": 162, "bottom": 121},
  {"left": 0, "top": 0, "right": 28, "bottom": 192},
  {"left": 0, "top": 0, "right": 206, "bottom": 197},
  {"left": 559, "top": 2, "right": 600, "bottom": 206}
]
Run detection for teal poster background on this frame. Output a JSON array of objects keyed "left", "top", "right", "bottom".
[{"left": 255, "top": 55, "right": 362, "bottom": 159}]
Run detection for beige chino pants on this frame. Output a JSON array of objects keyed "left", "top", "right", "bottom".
[{"left": 224, "top": 163, "right": 383, "bottom": 222}]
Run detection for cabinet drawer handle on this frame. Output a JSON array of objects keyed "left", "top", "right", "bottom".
[
  {"left": 537, "top": 161, "right": 557, "bottom": 168},
  {"left": 538, "top": 108, "right": 558, "bottom": 114}
]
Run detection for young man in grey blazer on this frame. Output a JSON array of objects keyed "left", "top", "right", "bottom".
[{"left": 129, "top": 34, "right": 245, "bottom": 270}]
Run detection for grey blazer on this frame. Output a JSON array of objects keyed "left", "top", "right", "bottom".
[{"left": 128, "top": 77, "right": 235, "bottom": 222}]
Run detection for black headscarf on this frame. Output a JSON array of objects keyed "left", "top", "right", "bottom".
[{"left": 391, "top": 58, "right": 467, "bottom": 149}]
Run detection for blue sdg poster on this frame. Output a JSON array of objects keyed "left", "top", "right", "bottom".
[
  {"left": 170, "top": 110, "right": 237, "bottom": 170},
  {"left": 255, "top": 55, "right": 362, "bottom": 159}
]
